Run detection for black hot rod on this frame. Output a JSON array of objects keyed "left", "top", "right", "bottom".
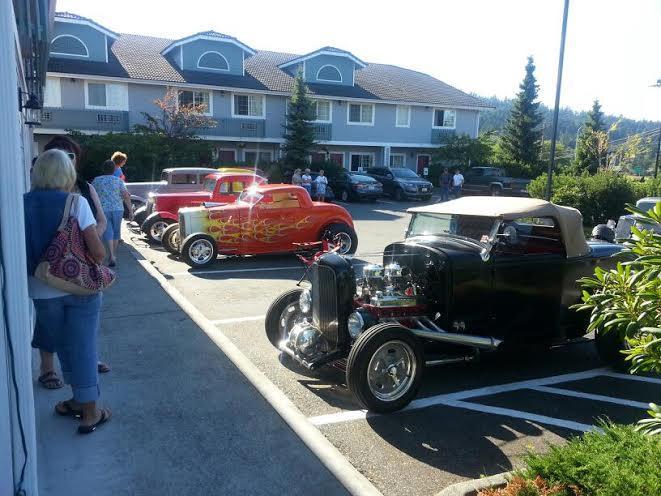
[{"left": 265, "top": 197, "right": 624, "bottom": 412}]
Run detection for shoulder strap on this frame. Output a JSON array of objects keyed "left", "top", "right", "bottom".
[{"left": 57, "top": 194, "right": 77, "bottom": 230}]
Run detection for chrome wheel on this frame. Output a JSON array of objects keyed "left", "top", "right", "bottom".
[
  {"left": 171, "top": 229, "right": 180, "bottom": 250},
  {"left": 279, "top": 303, "right": 304, "bottom": 341},
  {"left": 188, "top": 238, "right": 215, "bottom": 265},
  {"left": 335, "top": 232, "right": 352, "bottom": 254},
  {"left": 149, "top": 220, "right": 169, "bottom": 242},
  {"left": 367, "top": 340, "right": 417, "bottom": 401}
]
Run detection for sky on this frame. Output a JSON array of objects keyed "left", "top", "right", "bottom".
[{"left": 56, "top": 0, "right": 660, "bottom": 121}]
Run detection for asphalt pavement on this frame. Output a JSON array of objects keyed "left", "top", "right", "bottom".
[{"left": 64, "top": 195, "right": 661, "bottom": 496}]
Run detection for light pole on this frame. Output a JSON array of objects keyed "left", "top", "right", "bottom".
[{"left": 545, "top": 0, "right": 570, "bottom": 201}]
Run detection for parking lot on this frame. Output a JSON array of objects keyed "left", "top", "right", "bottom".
[{"left": 125, "top": 197, "right": 661, "bottom": 496}]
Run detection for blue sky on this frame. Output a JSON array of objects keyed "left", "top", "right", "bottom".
[{"left": 56, "top": 0, "right": 660, "bottom": 121}]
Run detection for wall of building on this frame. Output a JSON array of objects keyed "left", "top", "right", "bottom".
[
  {"left": 51, "top": 21, "right": 107, "bottom": 62},
  {"left": 304, "top": 54, "right": 355, "bottom": 85},
  {"left": 181, "top": 39, "right": 245, "bottom": 76}
]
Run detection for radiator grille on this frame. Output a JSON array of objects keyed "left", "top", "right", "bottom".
[{"left": 312, "top": 264, "right": 338, "bottom": 348}]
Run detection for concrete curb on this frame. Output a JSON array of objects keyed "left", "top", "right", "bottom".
[
  {"left": 124, "top": 243, "right": 383, "bottom": 496},
  {"left": 435, "top": 472, "right": 510, "bottom": 496}
]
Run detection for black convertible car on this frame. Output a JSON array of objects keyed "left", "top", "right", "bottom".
[{"left": 265, "top": 197, "right": 624, "bottom": 412}]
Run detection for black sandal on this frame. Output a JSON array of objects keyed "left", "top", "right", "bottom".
[
  {"left": 38, "top": 371, "right": 63, "bottom": 390},
  {"left": 55, "top": 400, "right": 82, "bottom": 418},
  {"left": 77, "top": 409, "right": 111, "bottom": 434}
]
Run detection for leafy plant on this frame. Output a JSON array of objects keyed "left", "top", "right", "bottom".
[{"left": 478, "top": 476, "right": 578, "bottom": 496}]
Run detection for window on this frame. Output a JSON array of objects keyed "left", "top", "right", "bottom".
[
  {"left": 171, "top": 174, "right": 198, "bottom": 185},
  {"left": 43, "top": 77, "right": 61, "bottom": 107},
  {"left": 85, "top": 82, "right": 128, "bottom": 110},
  {"left": 50, "top": 35, "right": 89, "bottom": 57},
  {"left": 87, "top": 83, "right": 106, "bottom": 107},
  {"left": 433, "top": 109, "right": 456, "bottom": 128},
  {"left": 349, "top": 153, "right": 374, "bottom": 172},
  {"left": 396, "top": 105, "right": 411, "bottom": 127},
  {"left": 314, "top": 100, "right": 332, "bottom": 122},
  {"left": 390, "top": 154, "right": 406, "bottom": 168},
  {"left": 178, "top": 90, "right": 211, "bottom": 115},
  {"left": 244, "top": 151, "right": 273, "bottom": 165},
  {"left": 497, "top": 217, "right": 564, "bottom": 256},
  {"left": 233, "top": 94, "right": 265, "bottom": 118},
  {"left": 316, "top": 65, "right": 342, "bottom": 82},
  {"left": 348, "top": 103, "right": 374, "bottom": 125},
  {"left": 197, "top": 51, "right": 229, "bottom": 71},
  {"left": 217, "top": 150, "right": 236, "bottom": 163}
]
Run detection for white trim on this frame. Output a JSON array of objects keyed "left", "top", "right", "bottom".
[
  {"left": 347, "top": 103, "right": 375, "bottom": 126},
  {"left": 315, "top": 64, "right": 343, "bottom": 83},
  {"left": 231, "top": 92, "right": 266, "bottom": 119},
  {"left": 50, "top": 34, "right": 89, "bottom": 58},
  {"left": 475, "top": 112, "right": 481, "bottom": 137},
  {"left": 243, "top": 149, "right": 274, "bottom": 163},
  {"left": 395, "top": 105, "right": 411, "bottom": 128},
  {"left": 389, "top": 153, "right": 406, "bottom": 168},
  {"left": 313, "top": 99, "right": 332, "bottom": 123},
  {"left": 162, "top": 34, "right": 255, "bottom": 56},
  {"left": 177, "top": 88, "right": 214, "bottom": 116},
  {"left": 179, "top": 46, "right": 184, "bottom": 70},
  {"left": 104, "top": 35, "right": 108, "bottom": 63},
  {"left": 242, "top": 51, "right": 245, "bottom": 76},
  {"left": 84, "top": 80, "right": 129, "bottom": 110},
  {"left": 349, "top": 152, "right": 375, "bottom": 172},
  {"left": 54, "top": 15, "right": 119, "bottom": 39},
  {"left": 197, "top": 50, "right": 230, "bottom": 72},
  {"left": 279, "top": 49, "right": 366, "bottom": 69},
  {"left": 432, "top": 108, "right": 457, "bottom": 129}
]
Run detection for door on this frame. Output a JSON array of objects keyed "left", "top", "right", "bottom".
[
  {"left": 416, "top": 155, "right": 430, "bottom": 175},
  {"left": 218, "top": 150, "right": 236, "bottom": 163}
]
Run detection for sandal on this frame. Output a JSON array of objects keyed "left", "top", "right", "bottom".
[
  {"left": 97, "top": 361, "right": 111, "bottom": 374},
  {"left": 55, "top": 400, "right": 82, "bottom": 418},
  {"left": 38, "top": 371, "right": 63, "bottom": 390},
  {"left": 78, "top": 408, "right": 111, "bottom": 434}
]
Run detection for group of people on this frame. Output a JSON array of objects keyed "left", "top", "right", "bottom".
[
  {"left": 438, "top": 167, "right": 465, "bottom": 202},
  {"left": 25, "top": 135, "right": 131, "bottom": 434},
  {"left": 291, "top": 167, "right": 328, "bottom": 202}
]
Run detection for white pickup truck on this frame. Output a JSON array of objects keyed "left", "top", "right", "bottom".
[
  {"left": 614, "top": 196, "right": 661, "bottom": 240},
  {"left": 126, "top": 167, "right": 218, "bottom": 208}
]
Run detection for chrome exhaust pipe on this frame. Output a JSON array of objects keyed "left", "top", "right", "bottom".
[{"left": 412, "top": 328, "right": 501, "bottom": 349}]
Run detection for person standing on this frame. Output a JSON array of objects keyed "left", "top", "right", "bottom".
[
  {"left": 25, "top": 149, "right": 111, "bottom": 433},
  {"left": 92, "top": 160, "right": 133, "bottom": 267},
  {"left": 291, "top": 168, "right": 302, "bottom": 186},
  {"left": 439, "top": 167, "right": 451, "bottom": 202},
  {"left": 314, "top": 169, "right": 328, "bottom": 202},
  {"left": 452, "top": 169, "right": 464, "bottom": 198},
  {"left": 301, "top": 168, "right": 313, "bottom": 197},
  {"left": 111, "top": 151, "right": 127, "bottom": 181}
]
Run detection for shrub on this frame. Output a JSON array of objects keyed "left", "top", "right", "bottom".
[{"left": 478, "top": 476, "right": 577, "bottom": 496}]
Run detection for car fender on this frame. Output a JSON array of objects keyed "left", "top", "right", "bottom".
[
  {"left": 489, "top": 181, "right": 504, "bottom": 189},
  {"left": 130, "top": 194, "right": 146, "bottom": 205},
  {"left": 153, "top": 211, "right": 179, "bottom": 222}
]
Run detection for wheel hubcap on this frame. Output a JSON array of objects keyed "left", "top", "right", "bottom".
[
  {"left": 279, "top": 302, "right": 303, "bottom": 341},
  {"left": 171, "top": 230, "right": 180, "bottom": 250},
  {"left": 188, "top": 239, "right": 214, "bottom": 264},
  {"left": 335, "top": 232, "right": 352, "bottom": 254},
  {"left": 367, "top": 340, "right": 416, "bottom": 401},
  {"left": 150, "top": 221, "right": 168, "bottom": 241}
]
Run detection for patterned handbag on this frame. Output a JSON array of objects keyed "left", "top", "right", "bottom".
[{"left": 34, "top": 194, "right": 116, "bottom": 295}]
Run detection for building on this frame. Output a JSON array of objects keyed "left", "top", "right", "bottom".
[
  {"left": 1, "top": 1, "right": 54, "bottom": 495},
  {"left": 38, "top": 12, "right": 489, "bottom": 174}
]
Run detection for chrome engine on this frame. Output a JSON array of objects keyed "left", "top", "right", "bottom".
[{"left": 358, "top": 262, "right": 419, "bottom": 307}]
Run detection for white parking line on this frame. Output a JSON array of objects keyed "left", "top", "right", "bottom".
[
  {"left": 530, "top": 385, "right": 650, "bottom": 410},
  {"left": 600, "top": 371, "right": 661, "bottom": 384},
  {"left": 170, "top": 266, "right": 302, "bottom": 277},
  {"left": 211, "top": 315, "right": 265, "bottom": 325}
]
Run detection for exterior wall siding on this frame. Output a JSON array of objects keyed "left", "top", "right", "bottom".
[
  {"left": 181, "top": 39, "right": 245, "bottom": 75},
  {"left": 304, "top": 54, "right": 355, "bottom": 86},
  {"left": 51, "top": 21, "right": 107, "bottom": 62}
]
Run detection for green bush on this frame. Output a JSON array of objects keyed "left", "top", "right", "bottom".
[{"left": 520, "top": 423, "right": 660, "bottom": 496}]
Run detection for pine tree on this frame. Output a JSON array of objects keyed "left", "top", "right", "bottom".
[
  {"left": 499, "top": 56, "right": 544, "bottom": 167},
  {"left": 575, "top": 99, "right": 608, "bottom": 173},
  {"left": 282, "top": 72, "right": 316, "bottom": 168},
  {"left": 585, "top": 99, "right": 605, "bottom": 132}
]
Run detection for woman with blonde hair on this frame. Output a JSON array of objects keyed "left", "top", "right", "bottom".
[{"left": 25, "top": 149, "right": 111, "bottom": 433}]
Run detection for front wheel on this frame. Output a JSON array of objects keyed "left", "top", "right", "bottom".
[
  {"left": 339, "top": 189, "right": 350, "bottom": 202},
  {"left": 323, "top": 223, "right": 358, "bottom": 255},
  {"left": 347, "top": 324, "right": 424, "bottom": 413},
  {"left": 143, "top": 217, "right": 173, "bottom": 244},
  {"left": 393, "top": 188, "right": 404, "bottom": 201},
  {"left": 265, "top": 288, "right": 304, "bottom": 348},
  {"left": 162, "top": 223, "right": 181, "bottom": 255},
  {"left": 181, "top": 234, "right": 218, "bottom": 267},
  {"left": 490, "top": 185, "right": 502, "bottom": 196}
]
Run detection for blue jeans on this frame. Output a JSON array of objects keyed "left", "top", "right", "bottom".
[
  {"left": 452, "top": 186, "right": 462, "bottom": 198},
  {"left": 33, "top": 294, "right": 102, "bottom": 403},
  {"left": 440, "top": 185, "right": 450, "bottom": 202},
  {"left": 103, "top": 210, "right": 123, "bottom": 241}
]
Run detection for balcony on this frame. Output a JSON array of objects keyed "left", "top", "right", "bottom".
[
  {"left": 196, "top": 118, "right": 265, "bottom": 138},
  {"left": 41, "top": 107, "right": 129, "bottom": 132},
  {"left": 431, "top": 128, "right": 457, "bottom": 144},
  {"left": 312, "top": 123, "right": 332, "bottom": 141}
]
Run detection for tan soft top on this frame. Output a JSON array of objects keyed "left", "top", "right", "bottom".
[{"left": 408, "top": 197, "right": 590, "bottom": 258}]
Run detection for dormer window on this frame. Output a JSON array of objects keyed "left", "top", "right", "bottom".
[
  {"left": 50, "top": 34, "right": 89, "bottom": 57},
  {"left": 316, "top": 65, "right": 342, "bottom": 83},
  {"left": 197, "top": 51, "right": 230, "bottom": 72}
]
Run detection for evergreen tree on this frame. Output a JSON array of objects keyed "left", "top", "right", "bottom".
[
  {"left": 282, "top": 72, "right": 316, "bottom": 168},
  {"left": 499, "top": 56, "right": 544, "bottom": 167},
  {"left": 575, "top": 99, "right": 608, "bottom": 173},
  {"left": 585, "top": 99, "right": 605, "bottom": 132}
]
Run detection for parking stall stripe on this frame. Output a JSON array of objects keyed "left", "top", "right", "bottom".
[
  {"left": 600, "top": 371, "right": 661, "bottom": 385},
  {"left": 530, "top": 386, "right": 650, "bottom": 410},
  {"left": 170, "top": 266, "right": 303, "bottom": 277},
  {"left": 211, "top": 315, "right": 265, "bottom": 325},
  {"left": 309, "top": 410, "right": 369, "bottom": 426}
]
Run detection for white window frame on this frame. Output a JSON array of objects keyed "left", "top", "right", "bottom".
[
  {"left": 243, "top": 149, "right": 274, "bottom": 164},
  {"left": 395, "top": 105, "right": 411, "bottom": 128},
  {"left": 349, "top": 152, "right": 375, "bottom": 172},
  {"left": 432, "top": 108, "right": 457, "bottom": 129},
  {"left": 231, "top": 93, "right": 266, "bottom": 119},
  {"left": 347, "top": 103, "right": 375, "bottom": 126},
  {"left": 196, "top": 51, "right": 230, "bottom": 72},
  {"left": 313, "top": 100, "right": 332, "bottom": 123},
  {"left": 84, "top": 81, "right": 129, "bottom": 110},
  {"left": 177, "top": 89, "right": 214, "bottom": 116},
  {"left": 50, "top": 34, "right": 89, "bottom": 58},
  {"left": 389, "top": 153, "right": 406, "bottom": 168},
  {"left": 316, "top": 64, "right": 343, "bottom": 83},
  {"left": 43, "top": 76, "right": 61, "bottom": 108}
]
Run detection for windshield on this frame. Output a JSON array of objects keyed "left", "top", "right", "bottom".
[
  {"left": 392, "top": 169, "right": 420, "bottom": 179},
  {"left": 351, "top": 174, "right": 377, "bottom": 183},
  {"left": 408, "top": 213, "right": 497, "bottom": 244},
  {"left": 636, "top": 201, "right": 656, "bottom": 213},
  {"left": 238, "top": 189, "right": 263, "bottom": 205},
  {"left": 203, "top": 178, "right": 216, "bottom": 192}
]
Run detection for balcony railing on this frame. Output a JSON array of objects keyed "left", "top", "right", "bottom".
[
  {"left": 312, "top": 123, "right": 332, "bottom": 141},
  {"left": 431, "top": 128, "right": 457, "bottom": 144},
  {"left": 196, "top": 118, "right": 265, "bottom": 138},
  {"left": 41, "top": 107, "right": 129, "bottom": 132}
]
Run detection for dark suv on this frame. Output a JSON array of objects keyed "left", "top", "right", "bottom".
[
  {"left": 463, "top": 167, "right": 530, "bottom": 196},
  {"left": 366, "top": 167, "right": 433, "bottom": 201}
]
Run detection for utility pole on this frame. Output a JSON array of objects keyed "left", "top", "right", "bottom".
[{"left": 545, "top": 0, "right": 570, "bottom": 201}]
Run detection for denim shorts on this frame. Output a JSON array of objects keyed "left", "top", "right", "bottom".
[{"left": 103, "top": 210, "right": 123, "bottom": 241}]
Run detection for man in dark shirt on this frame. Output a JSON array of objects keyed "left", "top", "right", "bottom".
[{"left": 439, "top": 168, "right": 451, "bottom": 202}]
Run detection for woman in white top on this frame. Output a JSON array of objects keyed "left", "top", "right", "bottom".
[{"left": 314, "top": 169, "right": 329, "bottom": 202}]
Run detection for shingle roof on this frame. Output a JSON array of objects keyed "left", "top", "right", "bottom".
[
  {"left": 47, "top": 31, "right": 489, "bottom": 108},
  {"left": 54, "top": 11, "right": 88, "bottom": 20}
]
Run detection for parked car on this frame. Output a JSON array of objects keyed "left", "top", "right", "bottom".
[
  {"left": 329, "top": 172, "right": 383, "bottom": 202},
  {"left": 175, "top": 184, "right": 357, "bottom": 268},
  {"left": 462, "top": 167, "right": 530, "bottom": 196},
  {"left": 614, "top": 197, "right": 661, "bottom": 240},
  {"left": 141, "top": 172, "right": 266, "bottom": 243},
  {"left": 366, "top": 167, "right": 433, "bottom": 201},
  {"left": 265, "top": 197, "right": 624, "bottom": 413}
]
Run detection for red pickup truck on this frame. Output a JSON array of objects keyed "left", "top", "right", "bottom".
[{"left": 141, "top": 172, "right": 266, "bottom": 243}]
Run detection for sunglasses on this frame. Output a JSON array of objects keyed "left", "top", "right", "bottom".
[{"left": 66, "top": 152, "right": 76, "bottom": 161}]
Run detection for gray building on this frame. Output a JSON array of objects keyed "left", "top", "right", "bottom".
[{"left": 38, "top": 12, "right": 490, "bottom": 174}]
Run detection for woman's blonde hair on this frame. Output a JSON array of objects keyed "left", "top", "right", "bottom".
[{"left": 31, "top": 149, "right": 77, "bottom": 191}]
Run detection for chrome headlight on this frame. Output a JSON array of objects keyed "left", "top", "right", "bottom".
[
  {"left": 299, "top": 289, "right": 311, "bottom": 314},
  {"left": 347, "top": 311, "right": 365, "bottom": 339}
]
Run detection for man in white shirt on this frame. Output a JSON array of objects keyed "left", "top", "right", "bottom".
[{"left": 452, "top": 169, "right": 464, "bottom": 199}]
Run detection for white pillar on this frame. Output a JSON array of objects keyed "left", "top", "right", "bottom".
[{"left": 383, "top": 145, "right": 391, "bottom": 167}]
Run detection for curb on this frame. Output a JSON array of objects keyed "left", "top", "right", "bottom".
[
  {"left": 435, "top": 472, "right": 510, "bottom": 496},
  {"left": 123, "top": 242, "right": 383, "bottom": 496}
]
